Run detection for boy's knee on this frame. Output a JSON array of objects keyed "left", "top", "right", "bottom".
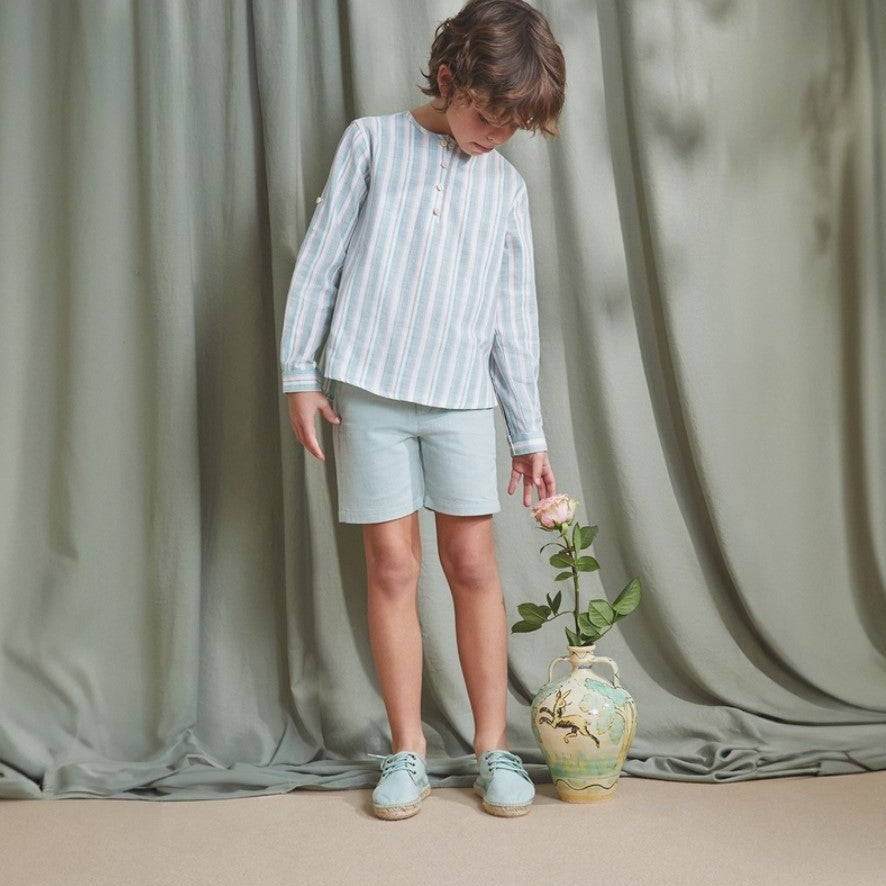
[
  {"left": 367, "top": 547, "right": 421, "bottom": 596},
  {"left": 439, "top": 546, "right": 496, "bottom": 592}
]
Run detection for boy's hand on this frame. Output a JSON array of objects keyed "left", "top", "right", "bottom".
[
  {"left": 508, "top": 451, "right": 556, "bottom": 507},
  {"left": 287, "top": 391, "right": 340, "bottom": 461}
]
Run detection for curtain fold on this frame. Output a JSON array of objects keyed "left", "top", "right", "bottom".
[{"left": 1, "top": 0, "right": 883, "bottom": 800}]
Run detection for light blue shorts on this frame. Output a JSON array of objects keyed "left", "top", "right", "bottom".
[{"left": 331, "top": 383, "right": 500, "bottom": 524}]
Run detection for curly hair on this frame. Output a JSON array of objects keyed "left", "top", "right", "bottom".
[{"left": 421, "top": 0, "right": 566, "bottom": 136}]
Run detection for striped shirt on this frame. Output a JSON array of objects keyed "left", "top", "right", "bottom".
[{"left": 280, "top": 111, "right": 546, "bottom": 455}]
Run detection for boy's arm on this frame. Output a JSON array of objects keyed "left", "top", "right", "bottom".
[
  {"left": 280, "top": 121, "right": 370, "bottom": 394},
  {"left": 490, "top": 182, "right": 548, "bottom": 471}
]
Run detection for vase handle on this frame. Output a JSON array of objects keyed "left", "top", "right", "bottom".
[
  {"left": 547, "top": 656, "right": 572, "bottom": 684},
  {"left": 587, "top": 653, "right": 623, "bottom": 688}
]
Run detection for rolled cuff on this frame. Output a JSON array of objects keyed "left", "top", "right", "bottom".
[
  {"left": 282, "top": 369, "right": 323, "bottom": 393},
  {"left": 283, "top": 376, "right": 323, "bottom": 394},
  {"left": 509, "top": 434, "right": 548, "bottom": 457}
]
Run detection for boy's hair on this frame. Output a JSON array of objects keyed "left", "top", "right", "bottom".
[{"left": 422, "top": 0, "right": 566, "bottom": 136}]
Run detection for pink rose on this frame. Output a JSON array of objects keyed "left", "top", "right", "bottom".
[{"left": 532, "top": 494, "right": 578, "bottom": 530}]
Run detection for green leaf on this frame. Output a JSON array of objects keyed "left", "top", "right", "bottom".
[
  {"left": 545, "top": 591, "right": 563, "bottom": 615},
  {"left": 565, "top": 627, "right": 582, "bottom": 646},
  {"left": 587, "top": 599, "right": 615, "bottom": 628},
  {"left": 512, "top": 620, "right": 542, "bottom": 634},
  {"left": 549, "top": 552, "right": 573, "bottom": 569},
  {"left": 517, "top": 603, "right": 550, "bottom": 624},
  {"left": 612, "top": 578, "right": 642, "bottom": 616},
  {"left": 578, "top": 525, "right": 598, "bottom": 550},
  {"left": 574, "top": 556, "right": 600, "bottom": 573},
  {"left": 577, "top": 613, "right": 601, "bottom": 641},
  {"left": 571, "top": 523, "right": 582, "bottom": 554},
  {"left": 554, "top": 570, "right": 573, "bottom": 582}
]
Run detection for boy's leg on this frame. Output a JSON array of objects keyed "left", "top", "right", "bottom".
[
  {"left": 434, "top": 512, "right": 508, "bottom": 754},
  {"left": 363, "top": 512, "right": 427, "bottom": 756},
  {"left": 436, "top": 512, "right": 536, "bottom": 817}
]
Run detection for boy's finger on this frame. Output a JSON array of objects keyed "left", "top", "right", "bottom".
[
  {"left": 542, "top": 471, "right": 556, "bottom": 499},
  {"left": 319, "top": 402, "right": 341, "bottom": 425},
  {"left": 523, "top": 474, "right": 535, "bottom": 507},
  {"left": 297, "top": 423, "right": 325, "bottom": 461},
  {"left": 304, "top": 436, "right": 325, "bottom": 461}
]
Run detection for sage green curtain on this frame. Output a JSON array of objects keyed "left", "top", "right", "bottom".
[{"left": 1, "top": 0, "right": 884, "bottom": 800}]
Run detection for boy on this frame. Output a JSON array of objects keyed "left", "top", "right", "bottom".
[{"left": 281, "top": 0, "right": 565, "bottom": 818}]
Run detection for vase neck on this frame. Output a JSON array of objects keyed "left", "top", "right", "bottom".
[{"left": 567, "top": 645, "right": 597, "bottom": 666}]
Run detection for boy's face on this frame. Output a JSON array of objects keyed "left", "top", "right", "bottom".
[
  {"left": 445, "top": 93, "right": 519, "bottom": 156},
  {"left": 437, "top": 69, "right": 518, "bottom": 156}
]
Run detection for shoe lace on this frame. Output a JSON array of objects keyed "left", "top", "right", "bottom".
[
  {"left": 376, "top": 752, "right": 420, "bottom": 776},
  {"left": 483, "top": 750, "right": 527, "bottom": 776}
]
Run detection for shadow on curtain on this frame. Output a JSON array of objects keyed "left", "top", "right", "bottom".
[{"left": 0, "top": 0, "right": 883, "bottom": 799}]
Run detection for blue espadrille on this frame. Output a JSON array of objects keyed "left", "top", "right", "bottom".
[
  {"left": 474, "top": 750, "right": 535, "bottom": 817},
  {"left": 371, "top": 752, "right": 431, "bottom": 820}
]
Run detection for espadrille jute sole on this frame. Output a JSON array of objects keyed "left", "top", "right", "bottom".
[
  {"left": 473, "top": 785, "right": 532, "bottom": 817},
  {"left": 372, "top": 785, "right": 431, "bottom": 820}
]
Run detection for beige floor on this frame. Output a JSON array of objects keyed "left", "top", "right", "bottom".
[{"left": 1, "top": 772, "right": 884, "bottom": 886}]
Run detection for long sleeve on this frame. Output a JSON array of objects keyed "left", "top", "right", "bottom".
[
  {"left": 280, "top": 122, "right": 371, "bottom": 392},
  {"left": 490, "top": 184, "right": 547, "bottom": 455}
]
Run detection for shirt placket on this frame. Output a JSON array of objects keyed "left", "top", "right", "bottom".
[{"left": 432, "top": 136, "right": 455, "bottom": 218}]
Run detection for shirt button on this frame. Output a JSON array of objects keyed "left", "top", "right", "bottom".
[
  {"left": 441, "top": 161, "right": 448, "bottom": 169},
  {"left": 438, "top": 137, "right": 448, "bottom": 147},
  {"left": 435, "top": 184, "right": 443, "bottom": 191},
  {"left": 433, "top": 208, "right": 440, "bottom": 216}
]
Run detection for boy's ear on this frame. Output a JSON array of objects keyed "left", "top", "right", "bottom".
[{"left": 436, "top": 64, "right": 453, "bottom": 99}]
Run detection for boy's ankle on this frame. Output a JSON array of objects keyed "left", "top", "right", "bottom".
[
  {"left": 391, "top": 741, "right": 427, "bottom": 759},
  {"left": 473, "top": 734, "right": 508, "bottom": 757}
]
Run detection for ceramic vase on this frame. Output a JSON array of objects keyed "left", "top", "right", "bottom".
[{"left": 531, "top": 645, "right": 637, "bottom": 802}]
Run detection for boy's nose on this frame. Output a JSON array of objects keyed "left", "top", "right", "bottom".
[{"left": 487, "top": 123, "right": 517, "bottom": 145}]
